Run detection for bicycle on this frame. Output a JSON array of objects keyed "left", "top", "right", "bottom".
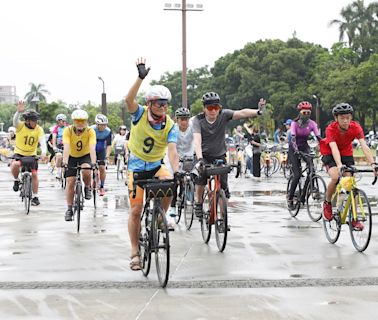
[
  {"left": 15, "top": 156, "right": 38, "bottom": 215},
  {"left": 115, "top": 146, "right": 125, "bottom": 181},
  {"left": 323, "top": 166, "right": 377, "bottom": 252},
  {"left": 260, "top": 144, "right": 279, "bottom": 177},
  {"left": 286, "top": 151, "right": 327, "bottom": 222},
  {"left": 133, "top": 175, "right": 176, "bottom": 288},
  {"left": 175, "top": 157, "right": 196, "bottom": 229},
  {"left": 68, "top": 165, "right": 94, "bottom": 233},
  {"left": 199, "top": 160, "right": 240, "bottom": 252}
]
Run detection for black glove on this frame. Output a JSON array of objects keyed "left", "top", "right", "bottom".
[
  {"left": 91, "top": 163, "right": 97, "bottom": 170},
  {"left": 137, "top": 63, "right": 150, "bottom": 80},
  {"left": 174, "top": 171, "right": 182, "bottom": 184},
  {"left": 62, "top": 163, "right": 68, "bottom": 169}
]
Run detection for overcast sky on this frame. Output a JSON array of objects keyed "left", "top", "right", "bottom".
[{"left": 0, "top": 0, "right": 374, "bottom": 106}]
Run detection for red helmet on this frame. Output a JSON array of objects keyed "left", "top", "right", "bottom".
[{"left": 297, "top": 101, "right": 312, "bottom": 111}]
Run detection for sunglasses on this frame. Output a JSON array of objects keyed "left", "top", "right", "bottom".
[
  {"left": 206, "top": 104, "right": 221, "bottom": 112},
  {"left": 73, "top": 119, "right": 87, "bottom": 124},
  {"left": 301, "top": 111, "right": 311, "bottom": 115},
  {"left": 151, "top": 100, "right": 169, "bottom": 108}
]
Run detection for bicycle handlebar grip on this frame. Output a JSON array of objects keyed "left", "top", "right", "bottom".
[{"left": 373, "top": 176, "right": 377, "bottom": 185}]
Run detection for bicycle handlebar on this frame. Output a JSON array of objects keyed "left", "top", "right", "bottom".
[{"left": 340, "top": 165, "right": 378, "bottom": 185}]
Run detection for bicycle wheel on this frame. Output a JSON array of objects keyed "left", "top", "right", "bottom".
[
  {"left": 23, "top": 174, "right": 32, "bottom": 215},
  {"left": 201, "top": 187, "right": 212, "bottom": 243},
  {"left": 116, "top": 156, "right": 123, "bottom": 181},
  {"left": 139, "top": 209, "right": 152, "bottom": 277},
  {"left": 349, "top": 189, "right": 372, "bottom": 252},
  {"left": 184, "top": 180, "right": 195, "bottom": 230},
  {"left": 271, "top": 156, "right": 280, "bottom": 174},
  {"left": 306, "top": 175, "right": 326, "bottom": 222},
  {"left": 61, "top": 170, "right": 67, "bottom": 189},
  {"left": 152, "top": 206, "right": 170, "bottom": 288},
  {"left": 92, "top": 173, "right": 97, "bottom": 209},
  {"left": 75, "top": 184, "right": 82, "bottom": 233},
  {"left": 322, "top": 199, "right": 342, "bottom": 244},
  {"left": 286, "top": 176, "right": 301, "bottom": 217},
  {"left": 215, "top": 189, "right": 228, "bottom": 252},
  {"left": 175, "top": 183, "right": 183, "bottom": 224}
]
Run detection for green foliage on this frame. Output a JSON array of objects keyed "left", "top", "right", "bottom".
[{"left": 0, "top": 104, "right": 16, "bottom": 130}]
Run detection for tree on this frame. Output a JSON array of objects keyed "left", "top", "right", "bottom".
[{"left": 24, "top": 83, "right": 50, "bottom": 108}]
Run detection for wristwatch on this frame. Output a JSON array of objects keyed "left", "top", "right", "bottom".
[{"left": 257, "top": 109, "right": 262, "bottom": 116}]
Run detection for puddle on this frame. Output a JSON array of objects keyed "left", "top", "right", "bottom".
[{"left": 232, "top": 190, "right": 286, "bottom": 197}]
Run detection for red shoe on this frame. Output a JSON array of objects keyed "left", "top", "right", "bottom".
[
  {"left": 352, "top": 220, "right": 364, "bottom": 231},
  {"left": 323, "top": 201, "right": 333, "bottom": 221},
  {"left": 99, "top": 188, "right": 105, "bottom": 196}
]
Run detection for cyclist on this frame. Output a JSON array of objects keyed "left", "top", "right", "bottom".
[
  {"left": 287, "top": 101, "right": 321, "bottom": 210},
  {"left": 52, "top": 114, "right": 68, "bottom": 179},
  {"left": 168, "top": 106, "right": 194, "bottom": 217},
  {"left": 193, "top": 92, "right": 266, "bottom": 217},
  {"left": 10, "top": 101, "right": 47, "bottom": 206},
  {"left": 6, "top": 126, "right": 16, "bottom": 150},
  {"left": 233, "top": 125, "right": 244, "bottom": 146},
  {"left": 320, "top": 103, "right": 378, "bottom": 228},
  {"left": 62, "top": 109, "right": 97, "bottom": 221},
  {"left": 112, "top": 125, "right": 128, "bottom": 168},
  {"left": 125, "top": 58, "right": 179, "bottom": 271},
  {"left": 91, "top": 114, "right": 112, "bottom": 196}
]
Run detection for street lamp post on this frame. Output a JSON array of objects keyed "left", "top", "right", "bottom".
[
  {"left": 98, "top": 76, "right": 107, "bottom": 115},
  {"left": 164, "top": 1, "right": 203, "bottom": 109},
  {"left": 312, "top": 94, "right": 321, "bottom": 130}
]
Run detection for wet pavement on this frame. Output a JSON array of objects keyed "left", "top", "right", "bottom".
[{"left": 1, "top": 163, "right": 378, "bottom": 319}]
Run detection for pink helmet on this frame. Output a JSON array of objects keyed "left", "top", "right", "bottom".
[{"left": 297, "top": 101, "right": 312, "bottom": 111}]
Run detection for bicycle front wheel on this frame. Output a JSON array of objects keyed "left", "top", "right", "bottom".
[
  {"left": 139, "top": 209, "right": 152, "bottom": 277},
  {"left": 175, "top": 184, "right": 183, "bottom": 224},
  {"left": 23, "top": 174, "right": 32, "bottom": 215},
  {"left": 152, "top": 207, "right": 170, "bottom": 288},
  {"left": 92, "top": 174, "right": 97, "bottom": 209},
  {"left": 349, "top": 189, "right": 372, "bottom": 252},
  {"left": 201, "top": 187, "right": 212, "bottom": 243},
  {"left": 286, "top": 176, "right": 301, "bottom": 217},
  {"left": 184, "top": 180, "right": 195, "bottom": 230},
  {"left": 215, "top": 190, "right": 228, "bottom": 252},
  {"left": 306, "top": 175, "right": 326, "bottom": 222},
  {"left": 322, "top": 201, "right": 341, "bottom": 244},
  {"left": 116, "top": 157, "right": 123, "bottom": 180},
  {"left": 75, "top": 185, "right": 82, "bottom": 233}
]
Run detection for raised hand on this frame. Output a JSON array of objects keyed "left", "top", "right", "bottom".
[
  {"left": 17, "top": 100, "right": 25, "bottom": 113},
  {"left": 136, "top": 57, "right": 150, "bottom": 80},
  {"left": 258, "top": 98, "right": 266, "bottom": 113}
]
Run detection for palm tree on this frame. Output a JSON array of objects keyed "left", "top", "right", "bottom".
[
  {"left": 24, "top": 83, "right": 50, "bottom": 110},
  {"left": 329, "top": 0, "right": 378, "bottom": 61}
]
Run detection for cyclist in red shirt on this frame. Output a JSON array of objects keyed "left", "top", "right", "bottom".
[{"left": 320, "top": 103, "right": 377, "bottom": 228}]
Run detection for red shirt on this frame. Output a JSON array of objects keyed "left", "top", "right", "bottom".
[{"left": 319, "top": 121, "right": 364, "bottom": 156}]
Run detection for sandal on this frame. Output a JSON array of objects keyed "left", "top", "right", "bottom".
[{"left": 130, "top": 253, "right": 141, "bottom": 271}]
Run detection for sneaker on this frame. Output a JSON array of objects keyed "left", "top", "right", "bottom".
[
  {"left": 84, "top": 187, "right": 92, "bottom": 200},
  {"left": 323, "top": 201, "right": 333, "bottom": 221},
  {"left": 351, "top": 220, "right": 364, "bottom": 231},
  {"left": 13, "top": 180, "right": 20, "bottom": 192},
  {"left": 194, "top": 202, "right": 203, "bottom": 218},
  {"left": 168, "top": 207, "right": 176, "bottom": 217},
  {"left": 65, "top": 209, "right": 73, "bottom": 221},
  {"left": 99, "top": 188, "right": 105, "bottom": 196},
  {"left": 288, "top": 199, "right": 295, "bottom": 211},
  {"left": 31, "top": 197, "right": 40, "bottom": 206}
]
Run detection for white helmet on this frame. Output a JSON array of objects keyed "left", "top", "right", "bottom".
[
  {"left": 56, "top": 114, "right": 67, "bottom": 122},
  {"left": 145, "top": 85, "right": 172, "bottom": 102},
  {"left": 95, "top": 114, "right": 108, "bottom": 124},
  {"left": 8, "top": 126, "right": 16, "bottom": 133},
  {"left": 71, "top": 109, "right": 88, "bottom": 120}
]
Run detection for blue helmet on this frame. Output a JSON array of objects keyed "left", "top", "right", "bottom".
[{"left": 284, "top": 119, "right": 292, "bottom": 126}]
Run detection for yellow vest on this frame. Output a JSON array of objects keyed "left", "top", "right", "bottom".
[
  {"left": 63, "top": 126, "right": 96, "bottom": 158},
  {"left": 14, "top": 122, "right": 44, "bottom": 156},
  {"left": 128, "top": 107, "right": 174, "bottom": 162}
]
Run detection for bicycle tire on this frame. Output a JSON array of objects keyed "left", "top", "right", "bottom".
[
  {"left": 201, "top": 187, "right": 212, "bottom": 243},
  {"left": 92, "top": 173, "right": 97, "bottom": 209},
  {"left": 24, "top": 174, "right": 32, "bottom": 215},
  {"left": 75, "top": 184, "right": 82, "bottom": 233},
  {"left": 286, "top": 176, "right": 301, "bottom": 217},
  {"left": 306, "top": 175, "right": 326, "bottom": 222},
  {"left": 139, "top": 208, "right": 152, "bottom": 277},
  {"left": 215, "top": 189, "right": 228, "bottom": 252},
  {"left": 322, "top": 198, "right": 342, "bottom": 244},
  {"left": 175, "top": 183, "right": 183, "bottom": 224},
  {"left": 153, "top": 206, "right": 170, "bottom": 288},
  {"left": 349, "top": 189, "right": 372, "bottom": 252},
  {"left": 116, "top": 156, "right": 123, "bottom": 181},
  {"left": 184, "top": 180, "right": 195, "bottom": 230}
]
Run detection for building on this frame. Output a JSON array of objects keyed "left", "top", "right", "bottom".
[{"left": 0, "top": 86, "right": 19, "bottom": 104}]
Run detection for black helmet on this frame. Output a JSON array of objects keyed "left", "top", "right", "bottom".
[
  {"left": 175, "top": 107, "right": 191, "bottom": 118},
  {"left": 23, "top": 110, "right": 40, "bottom": 121},
  {"left": 201, "top": 92, "right": 220, "bottom": 106},
  {"left": 332, "top": 103, "right": 354, "bottom": 116}
]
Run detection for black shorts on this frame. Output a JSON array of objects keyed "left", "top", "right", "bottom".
[
  {"left": 66, "top": 154, "right": 91, "bottom": 177},
  {"left": 321, "top": 155, "right": 355, "bottom": 169},
  {"left": 14, "top": 153, "right": 38, "bottom": 171},
  {"left": 96, "top": 150, "right": 106, "bottom": 166}
]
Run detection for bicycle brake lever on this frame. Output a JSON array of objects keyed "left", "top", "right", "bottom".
[{"left": 372, "top": 176, "right": 377, "bottom": 185}]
